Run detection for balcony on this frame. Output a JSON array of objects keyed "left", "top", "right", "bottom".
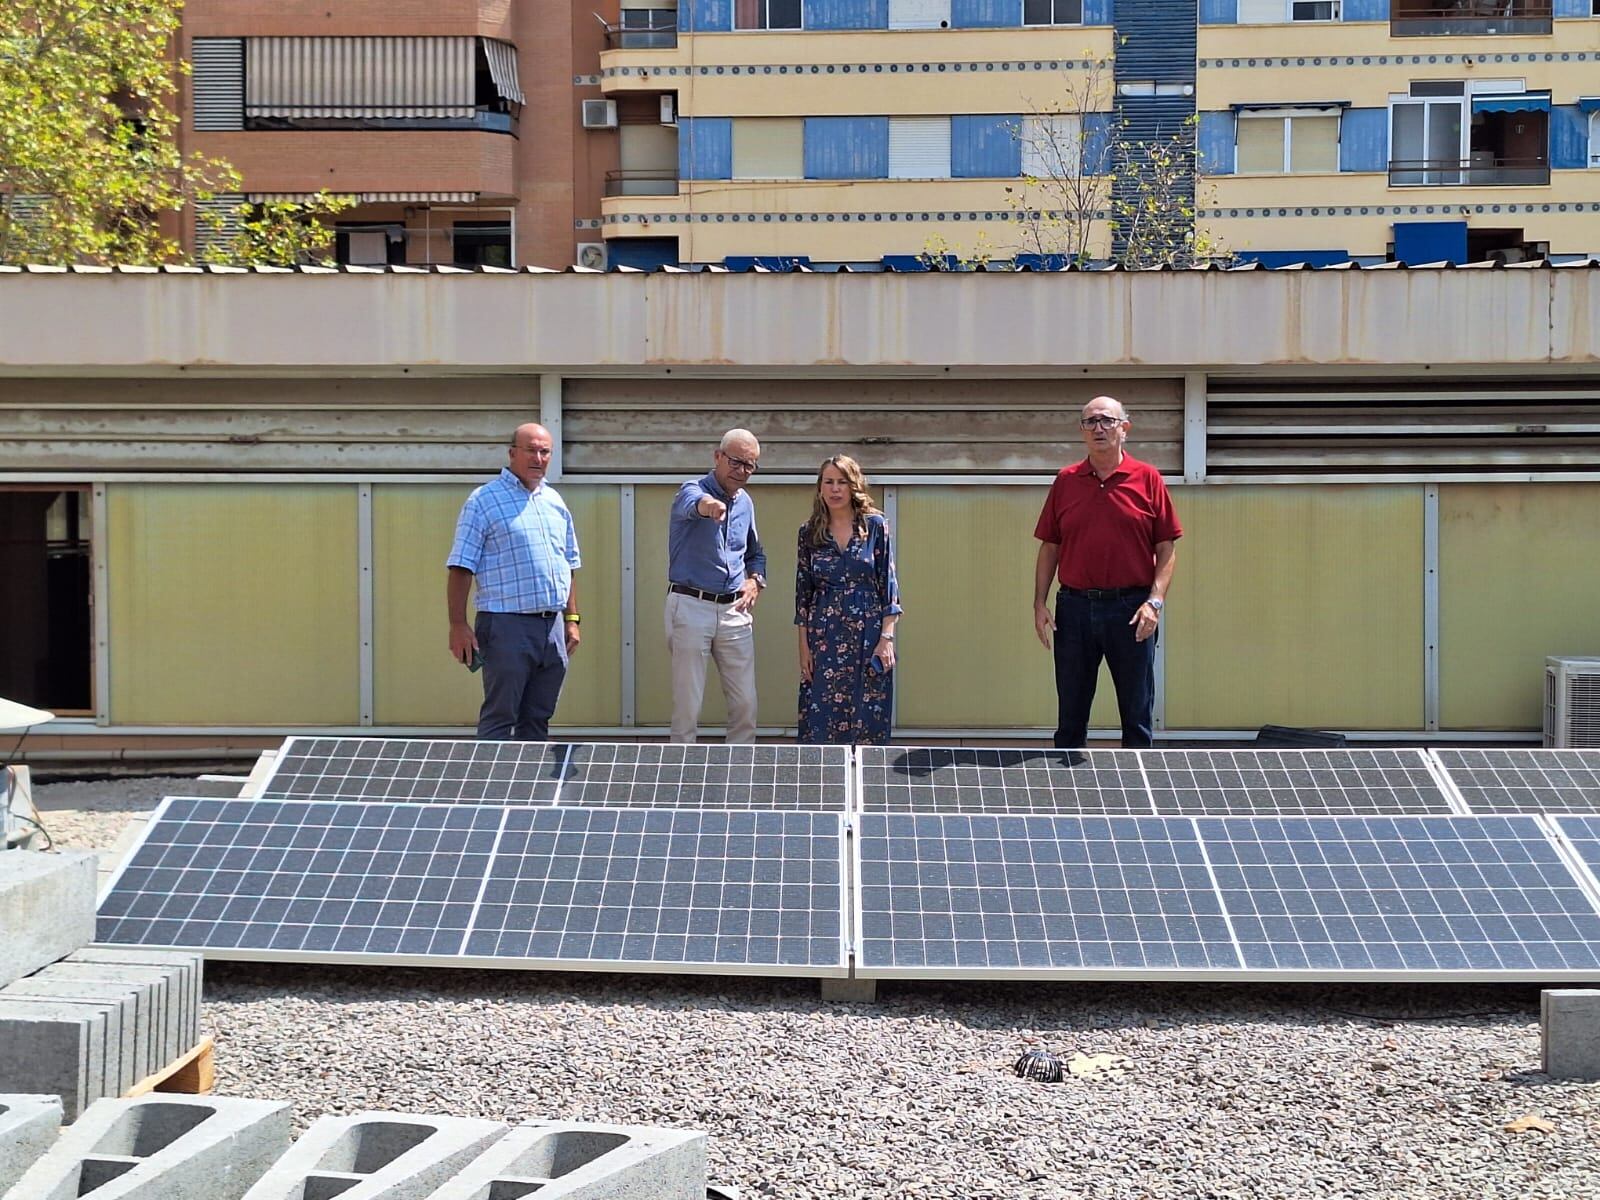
[
  {"left": 605, "top": 169, "right": 680, "bottom": 197},
  {"left": 1388, "top": 156, "right": 1550, "bottom": 186},
  {"left": 606, "top": 8, "right": 677, "bottom": 49},
  {"left": 1390, "top": 0, "right": 1552, "bottom": 36}
]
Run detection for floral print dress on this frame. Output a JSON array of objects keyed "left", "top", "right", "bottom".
[{"left": 795, "top": 513, "right": 902, "bottom": 745}]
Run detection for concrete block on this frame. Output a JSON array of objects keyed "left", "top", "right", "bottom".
[
  {"left": 426, "top": 1120, "right": 707, "bottom": 1200},
  {"left": 241, "top": 1112, "right": 507, "bottom": 1200},
  {"left": 4, "top": 1093, "right": 291, "bottom": 1200},
  {"left": 69, "top": 949, "right": 204, "bottom": 1066},
  {"left": 0, "top": 980, "right": 139, "bottom": 1097},
  {"left": 0, "top": 998, "right": 114, "bottom": 1120},
  {"left": 0, "top": 1094, "right": 63, "bottom": 1195},
  {"left": 0, "top": 852, "right": 97, "bottom": 989},
  {"left": 1542, "top": 988, "right": 1600, "bottom": 1080},
  {"left": 38, "top": 963, "right": 183, "bottom": 1076}
]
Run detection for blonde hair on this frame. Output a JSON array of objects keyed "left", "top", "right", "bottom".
[{"left": 804, "top": 454, "right": 882, "bottom": 547}]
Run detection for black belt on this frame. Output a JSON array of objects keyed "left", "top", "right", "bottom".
[
  {"left": 1061, "top": 586, "right": 1148, "bottom": 600},
  {"left": 670, "top": 583, "right": 739, "bottom": 604}
]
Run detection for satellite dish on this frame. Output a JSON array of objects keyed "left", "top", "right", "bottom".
[{"left": 0, "top": 698, "right": 54, "bottom": 732}]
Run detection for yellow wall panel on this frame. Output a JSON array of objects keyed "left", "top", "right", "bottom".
[
  {"left": 1163, "top": 486, "right": 1424, "bottom": 730},
  {"left": 895, "top": 487, "right": 1122, "bottom": 732},
  {"left": 108, "top": 484, "right": 359, "bottom": 725},
  {"left": 1439, "top": 484, "right": 1600, "bottom": 730},
  {"left": 372, "top": 483, "right": 621, "bottom": 728},
  {"left": 635, "top": 482, "right": 819, "bottom": 733}
]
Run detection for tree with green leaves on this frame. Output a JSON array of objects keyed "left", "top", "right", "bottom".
[{"left": 0, "top": 0, "right": 348, "bottom": 265}]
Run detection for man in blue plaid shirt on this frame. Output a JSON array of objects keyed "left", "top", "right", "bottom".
[{"left": 446, "top": 423, "right": 582, "bottom": 739}]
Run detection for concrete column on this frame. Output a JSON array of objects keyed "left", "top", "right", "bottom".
[{"left": 1542, "top": 989, "right": 1600, "bottom": 1080}]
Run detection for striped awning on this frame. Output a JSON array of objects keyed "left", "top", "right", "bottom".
[
  {"left": 247, "top": 192, "right": 481, "bottom": 204},
  {"left": 1471, "top": 93, "right": 1551, "bottom": 116},
  {"left": 245, "top": 37, "right": 476, "bottom": 118},
  {"left": 482, "top": 40, "right": 524, "bottom": 106}
]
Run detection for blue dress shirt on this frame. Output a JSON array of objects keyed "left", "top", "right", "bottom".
[
  {"left": 668, "top": 472, "right": 766, "bottom": 593},
  {"left": 447, "top": 469, "right": 580, "bottom": 613}
]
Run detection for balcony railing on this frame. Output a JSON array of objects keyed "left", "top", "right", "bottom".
[
  {"left": 1388, "top": 157, "right": 1551, "bottom": 186},
  {"left": 603, "top": 21, "right": 678, "bottom": 50},
  {"left": 605, "top": 169, "right": 680, "bottom": 197},
  {"left": 1390, "top": 0, "right": 1552, "bottom": 35}
]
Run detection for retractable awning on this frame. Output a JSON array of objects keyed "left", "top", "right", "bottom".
[
  {"left": 245, "top": 37, "right": 476, "bottom": 119},
  {"left": 1471, "top": 94, "right": 1551, "bottom": 115},
  {"left": 1577, "top": 97, "right": 1600, "bottom": 114},
  {"left": 482, "top": 40, "right": 524, "bottom": 106}
]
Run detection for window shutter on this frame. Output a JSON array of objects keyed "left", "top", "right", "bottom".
[
  {"left": 888, "top": 117, "right": 952, "bottom": 179},
  {"left": 889, "top": 0, "right": 951, "bottom": 27},
  {"left": 191, "top": 38, "right": 244, "bottom": 131},
  {"left": 1020, "top": 115, "right": 1081, "bottom": 178},
  {"left": 732, "top": 118, "right": 805, "bottom": 179}
]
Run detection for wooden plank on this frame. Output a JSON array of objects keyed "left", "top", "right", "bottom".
[
  {"left": 1209, "top": 446, "right": 1600, "bottom": 467},
  {"left": 126, "top": 1036, "right": 215, "bottom": 1098}
]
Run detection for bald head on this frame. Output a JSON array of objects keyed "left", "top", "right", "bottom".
[
  {"left": 507, "top": 423, "right": 554, "bottom": 488},
  {"left": 1083, "top": 396, "right": 1127, "bottom": 422}
]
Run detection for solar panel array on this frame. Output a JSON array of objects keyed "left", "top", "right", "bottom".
[{"left": 95, "top": 738, "right": 1600, "bottom": 982}]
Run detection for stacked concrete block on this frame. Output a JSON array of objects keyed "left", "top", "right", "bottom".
[
  {"left": 0, "top": 1095, "right": 63, "bottom": 1195},
  {"left": 0, "top": 950, "right": 202, "bottom": 1112},
  {"left": 0, "top": 852, "right": 96, "bottom": 989},
  {"left": 0, "top": 1001, "right": 113, "bottom": 1122},
  {"left": 240, "top": 1113, "right": 507, "bottom": 1200},
  {"left": 1542, "top": 989, "right": 1600, "bottom": 1080},
  {"left": 4, "top": 1093, "right": 291, "bottom": 1200},
  {"left": 426, "top": 1120, "right": 708, "bottom": 1200}
]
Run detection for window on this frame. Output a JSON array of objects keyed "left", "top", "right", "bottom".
[
  {"left": 1023, "top": 0, "right": 1083, "bottom": 23},
  {"left": 1021, "top": 114, "right": 1082, "bottom": 178},
  {"left": 732, "top": 117, "right": 804, "bottom": 179},
  {"left": 1290, "top": 0, "right": 1339, "bottom": 18},
  {"left": 1390, "top": 86, "right": 1465, "bottom": 184},
  {"left": 1591, "top": 112, "right": 1600, "bottom": 168},
  {"left": 0, "top": 489, "right": 92, "bottom": 714},
  {"left": 453, "top": 221, "right": 512, "bottom": 268},
  {"left": 617, "top": 8, "right": 677, "bottom": 48},
  {"left": 1236, "top": 110, "right": 1340, "bottom": 174},
  {"left": 888, "top": 117, "right": 952, "bottom": 179},
  {"left": 734, "top": 0, "right": 801, "bottom": 29}
]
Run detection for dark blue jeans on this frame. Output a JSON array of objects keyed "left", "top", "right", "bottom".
[
  {"left": 475, "top": 611, "right": 568, "bottom": 740},
  {"left": 1052, "top": 590, "right": 1156, "bottom": 750}
]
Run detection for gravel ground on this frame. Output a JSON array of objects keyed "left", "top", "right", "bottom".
[{"left": 31, "top": 775, "right": 1600, "bottom": 1200}]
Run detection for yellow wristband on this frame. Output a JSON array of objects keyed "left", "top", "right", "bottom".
[{"left": 564, "top": 613, "right": 581, "bottom": 624}]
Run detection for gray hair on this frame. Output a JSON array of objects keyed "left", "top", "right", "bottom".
[
  {"left": 719, "top": 428, "right": 759, "bottom": 453},
  {"left": 1082, "top": 396, "right": 1128, "bottom": 421}
]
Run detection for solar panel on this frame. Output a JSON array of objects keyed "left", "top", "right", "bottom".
[
  {"left": 1199, "top": 815, "right": 1600, "bottom": 975},
  {"left": 857, "top": 747, "right": 1152, "bottom": 815},
  {"left": 258, "top": 737, "right": 565, "bottom": 804},
  {"left": 558, "top": 743, "right": 849, "bottom": 811},
  {"left": 1143, "top": 749, "right": 1458, "bottom": 816},
  {"left": 855, "top": 813, "right": 1239, "bottom": 975},
  {"left": 1433, "top": 749, "right": 1600, "bottom": 814},
  {"left": 97, "top": 797, "right": 847, "bottom": 975}
]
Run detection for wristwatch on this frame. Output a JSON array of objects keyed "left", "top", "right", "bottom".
[
  {"left": 1146, "top": 598, "right": 1164, "bottom": 613},
  {"left": 751, "top": 574, "right": 766, "bottom": 590}
]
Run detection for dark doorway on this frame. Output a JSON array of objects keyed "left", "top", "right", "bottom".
[{"left": 0, "top": 489, "right": 92, "bottom": 713}]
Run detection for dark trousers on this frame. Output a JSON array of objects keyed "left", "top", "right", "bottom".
[
  {"left": 1052, "top": 590, "right": 1156, "bottom": 750},
  {"left": 475, "top": 611, "right": 568, "bottom": 740}
]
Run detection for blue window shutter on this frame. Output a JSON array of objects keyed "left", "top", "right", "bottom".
[
  {"left": 1197, "top": 112, "right": 1235, "bottom": 176},
  {"left": 681, "top": 0, "right": 732, "bottom": 31},
  {"left": 1551, "top": 105, "right": 1588, "bottom": 169},
  {"left": 1339, "top": 108, "right": 1388, "bottom": 173},
  {"left": 952, "top": 115, "right": 1022, "bottom": 177},
  {"left": 1198, "top": 0, "right": 1238, "bottom": 20},
  {"left": 804, "top": 117, "right": 890, "bottom": 179},
  {"left": 1082, "top": 113, "right": 1115, "bottom": 176},
  {"left": 1341, "top": 0, "right": 1388, "bottom": 18},
  {"left": 1234, "top": 250, "right": 1351, "bottom": 267},
  {"left": 1554, "top": 0, "right": 1588, "bottom": 15},
  {"left": 806, "top": 0, "right": 889, "bottom": 27},
  {"left": 1393, "top": 220, "right": 1466, "bottom": 266},
  {"left": 679, "top": 117, "right": 733, "bottom": 180},
  {"left": 949, "top": 0, "right": 1016, "bottom": 28},
  {"left": 1083, "top": 0, "right": 1113, "bottom": 22}
]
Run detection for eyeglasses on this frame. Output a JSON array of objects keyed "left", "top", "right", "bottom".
[
  {"left": 1079, "top": 416, "right": 1124, "bottom": 430},
  {"left": 723, "top": 453, "right": 759, "bottom": 474}
]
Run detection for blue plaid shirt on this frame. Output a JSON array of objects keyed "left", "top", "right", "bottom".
[{"left": 447, "top": 469, "right": 580, "bottom": 613}]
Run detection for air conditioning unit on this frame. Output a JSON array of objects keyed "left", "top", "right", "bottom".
[
  {"left": 1544, "top": 656, "right": 1600, "bottom": 747},
  {"left": 576, "top": 242, "right": 609, "bottom": 271},
  {"left": 581, "top": 99, "right": 618, "bottom": 130},
  {"left": 660, "top": 94, "right": 677, "bottom": 126}
]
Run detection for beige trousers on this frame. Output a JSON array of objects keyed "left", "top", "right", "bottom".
[{"left": 665, "top": 591, "right": 758, "bottom": 743}]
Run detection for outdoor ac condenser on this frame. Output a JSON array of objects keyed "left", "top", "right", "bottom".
[{"left": 1544, "top": 656, "right": 1600, "bottom": 747}]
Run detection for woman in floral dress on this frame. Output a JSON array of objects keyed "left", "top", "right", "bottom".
[{"left": 795, "top": 455, "right": 902, "bottom": 744}]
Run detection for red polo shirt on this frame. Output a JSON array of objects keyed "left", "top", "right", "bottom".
[{"left": 1033, "top": 454, "right": 1182, "bottom": 589}]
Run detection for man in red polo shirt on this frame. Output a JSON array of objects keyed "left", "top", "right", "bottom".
[{"left": 1032, "top": 395, "right": 1181, "bottom": 749}]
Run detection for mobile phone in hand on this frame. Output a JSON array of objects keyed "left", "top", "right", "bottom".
[
  {"left": 467, "top": 648, "right": 483, "bottom": 673},
  {"left": 870, "top": 654, "right": 886, "bottom": 675}
]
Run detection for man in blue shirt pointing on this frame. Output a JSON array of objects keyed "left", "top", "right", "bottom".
[
  {"left": 446, "top": 423, "right": 581, "bottom": 740},
  {"left": 666, "top": 429, "right": 767, "bottom": 743}
]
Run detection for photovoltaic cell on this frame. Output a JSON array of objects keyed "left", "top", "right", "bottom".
[
  {"left": 1551, "top": 814, "right": 1600, "bottom": 884},
  {"left": 855, "top": 813, "right": 1240, "bottom": 974},
  {"left": 557, "top": 743, "right": 849, "bottom": 811},
  {"left": 1144, "top": 749, "right": 1456, "bottom": 816},
  {"left": 97, "top": 797, "right": 847, "bottom": 973},
  {"left": 857, "top": 747, "right": 1152, "bottom": 815},
  {"left": 1198, "top": 814, "right": 1600, "bottom": 974},
  {"left": 259, "top": 737, "right": 564, "bottom": 804},
  {"left": 1434, "top": 749, "right": 1600, "bottom": 814},
  {"left": 463, "top": 807, "right": 844, "bottom": 968}
]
